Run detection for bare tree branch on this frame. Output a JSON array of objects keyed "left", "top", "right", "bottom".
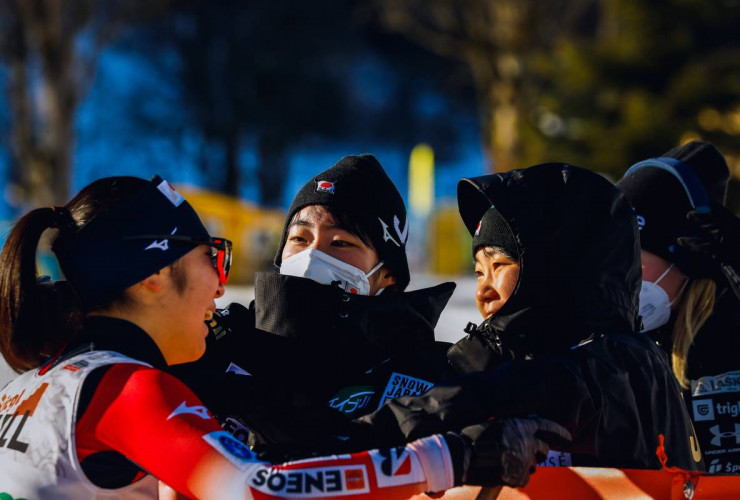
[{"left": 0, "top": 0, "right": 174, "bottom": 208}]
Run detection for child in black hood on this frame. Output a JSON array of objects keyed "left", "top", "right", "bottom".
[{"left": 362, "top": 163, "right": 704, "bottom": 472}]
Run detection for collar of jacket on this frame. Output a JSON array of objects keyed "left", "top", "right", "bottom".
[
  {"left": 70, "top": 316, "right": 169, "bottom": 369},
  {"left": 253, "top": 272, "right": 454, "bottom": 357}
]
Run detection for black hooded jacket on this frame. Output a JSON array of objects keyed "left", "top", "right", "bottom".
[
  {"left": 170, "top": 272, "right": 455, "bottom": 451},
  {"left": 253, "top": 272, "right": 454, "bottom": 391},
  {"left": 361, "top": 164, "right": 704, "bottom": 471}
]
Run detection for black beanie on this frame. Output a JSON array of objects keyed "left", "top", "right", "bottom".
[
  {"left": 53, "top": 176, "right": 211, "bottom": 309},
  {"left": 617, "top": 141, "right": 730, "bottom": 264},
  {"left": 274, "top": 154, "right": 410, "bottom": 290},
  {"left": 471, "top": 207, "right": 519, "bottom": 260}
]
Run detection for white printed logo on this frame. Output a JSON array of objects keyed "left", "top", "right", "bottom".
[
  {"left": 167, "top": 401, "right": 211, "bottom": 421},
  {"left": 145, "top": 240, "right": 169, "bottom": 251},
  {"left": 716, "top": 400, "right": 740, "bottom": 418},
  {"left": 369, "top": 447, "right": 424, "bottom": 488},
  {"left": 144, "top": 227, "right": 178, "bottom": 251},
  {"left": 378, "top": 373, "right": 433, "bottom": 407},
  {"left": 378, "top": 215, "right": 409, "bottom": 247},
  {"left": 250, "top": 465, "right": 369, "bottom": 497},
  {"left": 226, "top": 362, "right": 252, "bottom": 376},
  {"left": 538, "top": 450, "right": 573, "bottom": 467},
  {"left": 692, "top": 370, "right": 740, "bottom": 396},
  {"left": 709, "top": 459, "right": 723, "bottom": 474},
  {"left": 709, "top": 423, "right": 740, "bottom": 447},
  {"left": 693, "top": 399, "right": 715, "bottom": 421},
  {"left": 157, "top": 180, "right": 185, "bottom": 206},
  {"left": 394, "top": 215, "right": 409, "bottom": 243}
]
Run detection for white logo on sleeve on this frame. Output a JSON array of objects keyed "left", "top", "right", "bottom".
[{"left": 167, "top": 401, "right": 212, "bottom": 420}]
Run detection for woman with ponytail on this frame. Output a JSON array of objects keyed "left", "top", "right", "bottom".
[
  {"left": 0, "top": 175, "right": 559, "bottom": 498},
  {"left": 618, "top": 141, "right": 740, "bottom": 475},
  {"left": 0, "top": 207, "right": 80, "bottom": 371}
]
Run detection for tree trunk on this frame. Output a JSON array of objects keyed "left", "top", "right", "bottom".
[
  {"left": 257, "top": 133, "right": 288, "bottom": 207},
  {"left": 44, "top": 77, "right": 75, "bottom": 206},
  {"left": 220, "top": 129, "right": 240, "bottom": 197},
  {"left": 468, "top": 51, "right": 523, "bottom": 174},
  {"left": 487, "top": 78, "right": 521, "bottom": 173}
]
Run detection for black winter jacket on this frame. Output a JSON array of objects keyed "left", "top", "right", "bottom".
[
  {"left": 170, "top": 272, "right": 455, "bottom": 452},
  {"left": 361, "top": 164, "right": 704, "bottom": 471}
]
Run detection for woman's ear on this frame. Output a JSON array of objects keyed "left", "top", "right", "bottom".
[{"left": 138, "top": 270, "right": 165, "bottom": 293}]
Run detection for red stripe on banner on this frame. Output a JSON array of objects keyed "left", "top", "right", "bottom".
[{"left": 414, "top": 467, "right": 740, "bottom": 500}]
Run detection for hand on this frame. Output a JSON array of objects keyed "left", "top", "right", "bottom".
[
  {"left": 677, "top": 206, "right": 740, "bottom": 300},
  {"left": 451, "top": 417, "right": 571, "bottom": 488}
]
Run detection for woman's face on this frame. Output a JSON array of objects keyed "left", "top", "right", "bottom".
[
  {"left": 641, "top": 249, "right": 688, "bottom": 308},
  {"left": 281, "top": 205, "right": 396, "bottom": 294},
  {"left": 474, "top": 246, "right": 520, "bottom": 319},
  {"left": 159, "top": 244, "right": 224, "bottom": 364}
]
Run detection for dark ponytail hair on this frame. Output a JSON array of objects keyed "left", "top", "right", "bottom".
[{"left": 0, "top": 177, "right": 148, "bottom": 372}]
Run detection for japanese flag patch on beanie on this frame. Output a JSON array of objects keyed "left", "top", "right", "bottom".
[{"left": 275, "top": 154, "right": 410, "bottom": 290}]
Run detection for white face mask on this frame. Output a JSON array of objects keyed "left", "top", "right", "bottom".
[
  {"left": 638, "top": 264, "right": 687, "bottom": 332},
  {"left": 280, "top": 248, "right": 385, "bottom": 296}
]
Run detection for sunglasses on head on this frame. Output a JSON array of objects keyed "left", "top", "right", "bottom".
[{"left": 128, "top": 234, "right": 233, "bottom": 284}]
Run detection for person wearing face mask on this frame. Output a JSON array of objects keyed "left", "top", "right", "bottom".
[
  {"left": 359, "top": 163, "right": 703, "bottom": 472},
  {"left": 617, "top": 141, "right": 740, "bottom": 474},
  {"left": 262, "top": 153, "right": 457, "bottom": 409},
  {"left": 171, "top": 154, "right": 459, "bottom": 456}
]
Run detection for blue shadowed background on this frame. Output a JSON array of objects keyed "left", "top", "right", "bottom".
[
  {"left": 1, "top": 0, "right": 740, "bottom": 281},
  {"left": 2, "top": 0, "right": 740, "bottom": 385}
]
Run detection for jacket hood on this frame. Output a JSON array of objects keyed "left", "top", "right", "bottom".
[
  {"left": 253, "top": 272, "right": 455, "bottom": 363},
  {"left": 458, "top": 163, "right": 641, "bottom": 353}
]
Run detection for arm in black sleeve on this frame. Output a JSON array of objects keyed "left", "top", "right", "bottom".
[{"left": 358, "top": 356, "right": 593, "bottom": 446}]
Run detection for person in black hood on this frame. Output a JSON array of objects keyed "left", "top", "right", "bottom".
[
  {"left": 617, "top": 141, "right": 740, "bottom": 474},
  {"left": 170, "top": 154, "right": 457, "bottom": 452},
  {"left": 360, "top": 163, "right": 704, "bottom": 471}
]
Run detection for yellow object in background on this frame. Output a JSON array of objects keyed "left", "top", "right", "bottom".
[
  {"left": 177, "top": 187, "right": 285, "bottom": 284},
  {"left": 409, "top": 144, "right": 435, "bottom": 219},
  {"left": 429, "top": 205, "right": 472, "bottom": 276}
]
